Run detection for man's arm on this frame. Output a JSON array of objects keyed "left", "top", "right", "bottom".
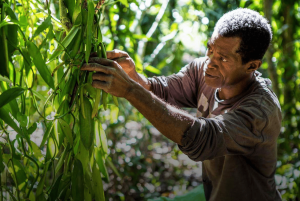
[
  {"left": 106, "top": 49, "right": 200, "bottom": 108},
  {"left": 81, "top": 57, "right": 195, "bottom": 145}
]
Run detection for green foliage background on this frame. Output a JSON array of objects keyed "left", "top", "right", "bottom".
[{"left": 0, "top": 0, "right": 299, "bottom": 200}]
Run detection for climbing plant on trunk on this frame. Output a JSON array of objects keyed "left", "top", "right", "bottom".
[{"left": 0, "top": 0, "right": 127, "bottom": 200}]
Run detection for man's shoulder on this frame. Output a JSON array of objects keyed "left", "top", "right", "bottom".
[{"left": 235, "top": 76, "right": 281, "bottom": 120}]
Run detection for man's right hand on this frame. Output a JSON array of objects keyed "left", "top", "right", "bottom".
[
  {"left": 106, "top": 49, "right": 137, "bottom": 78},
  {"left": 106, "top": 49, "right": 152, "bottom": 91}
]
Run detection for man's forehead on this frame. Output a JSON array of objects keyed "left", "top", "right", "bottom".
[{"left": 210, "top": 31, "right": 219, "bottom": 43}]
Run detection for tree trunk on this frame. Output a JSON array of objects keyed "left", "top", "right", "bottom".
[{"left": 263, "top": 0, "right": 280, "bottom": 97}]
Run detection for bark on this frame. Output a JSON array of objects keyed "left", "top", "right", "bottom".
[
  {"left": 281, "top": 2, "right": 295, "bottom": 107},
  {"left": 263, "top": 0, "right": 280, "bottom": 97}
]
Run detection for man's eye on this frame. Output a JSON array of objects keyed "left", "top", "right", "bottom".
[{"left": 220, "top": 57, "right": 227, "bottom": 62}]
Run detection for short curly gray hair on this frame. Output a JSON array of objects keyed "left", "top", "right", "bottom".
[{"left": 214, "top": 8, "right": 272, "bottom": 64}]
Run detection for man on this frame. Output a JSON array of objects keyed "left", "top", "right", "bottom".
[{"left": 82, "top": 8, "right": 282, "bottom": 201}]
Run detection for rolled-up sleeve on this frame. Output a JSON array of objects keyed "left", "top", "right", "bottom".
[
  {"left": 178, "top": 98, "right": 268, "bottom": 161},
  {"left": 148, "top": 59, "right": 204, "bottom": 108}
]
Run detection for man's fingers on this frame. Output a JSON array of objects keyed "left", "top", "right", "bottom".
[
  {"left": 107, "top": 49, "right": 129, "bottom": 60},
  {"left": 92, "top": 72, "right": 112, "bottom": 82},
  {"left": 92, "top": 81, "right": 109, "bottom": 90},
  {"left": 81, "top": 63, "right": 115, "bottom": 74},
  {"left": 90, "top": 52, "right": 98, "bottom": 57},
  {"left": 88, "top": 57, "right": 120, "bottom": 68}
]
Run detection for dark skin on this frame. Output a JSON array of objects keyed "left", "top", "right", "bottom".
[{"left": 81, "top": 33, "right": 261, "bottom": 145}]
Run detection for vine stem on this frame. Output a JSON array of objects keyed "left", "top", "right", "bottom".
[
  {"left": 20, "top": 138, "right": 39, "bottom": 199},
  {"left": 0, "top": 124, "right": 20, "bottom": 201},
  {"left": 1, "top": 3, "right": 9, "bottom": 77}
]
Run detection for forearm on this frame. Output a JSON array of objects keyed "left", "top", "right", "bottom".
[
  {"left": 125, "top": 81, "right": 195, "bottom": 145},
  {"left": 128, "top": 71, "right": 152, "bottom": 91}
]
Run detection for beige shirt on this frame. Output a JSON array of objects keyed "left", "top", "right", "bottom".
[{"left": 149, "top": 57, "right": 282, "bottom": 201}]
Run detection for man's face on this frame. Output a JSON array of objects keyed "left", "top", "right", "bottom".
[{"left": 204, "top": 33, "right": 248, "bottom": 89}]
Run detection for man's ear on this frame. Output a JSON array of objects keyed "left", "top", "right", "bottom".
[{"left": 245, "top": 60, "right": 262, "bottom": 73}]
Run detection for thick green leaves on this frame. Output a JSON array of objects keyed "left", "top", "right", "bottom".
[
  {"left": 64, "top": 0, "right": 75, "bottom": 21},
  {"left": 0, "top": 87, "right": 24, "bottom": 109},
  {"left": 95, "top": 148, "right": 109, "bottom": 183},
  {"left": 36, "top": 161, "right": 51, "bottom": 197},
  {"left": 32, "top": 15, "right": 52, "bottom": 39},
  {"left": 55, "top": 148, "right": 67, "bottom": 175},
  {"left": 40, "top": 122, "right": 54, "bottom": 148},
  {"left": 9, "top": 159, "right": 27, "bottom": 191},
  {"left": 92, "top": 162, "right": 105, "bottom": 201},
  {"left": 76, "top": 141, "right": 89, "bottom": 174},
  {"left": 92, "top": 89, "right": 101, "bottom": 118},
  {"left": 69, "top": 28, "right": 82, "bottom": 58},
  {"left": 58, "top": 119, "right": 73, "bottom": 145},
  {"left": 0, "top": 74, "right": 12, "bottom": 83},
  {"left": 0, "top": 16, "right": 20, "bottom": 29},
  {"left": 85, "top": 0, "right": 95, "bottom": 63},
  {"left": 48, "top": 26, "right": 80, "bottom": 62},
  {"left": 48, "top": 174, "right": 63, "bottom": 201},
  {"left": 99, "top": 123, "right": 108, "bottom": 154},
  {"left": 27, "top": 41, "right": 55, "bottom": 89},
  {"left": 79, "top": 97, "right": 94, "bottom": 149},
  {"left": 71, "top": 159, "right": 84, "bottom": 201},
  {"left": 0, "top": 108, "right": 30, "bottom": 144},
  {"left": 102, "top": 90, "right": 107, "bottom": 110}
]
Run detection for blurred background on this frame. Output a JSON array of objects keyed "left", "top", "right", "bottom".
[
  {"left": 6, "top": 0, "right": 299, "bottom": 200},
  {"left": 95, "top": 0, "right": 300, "bottom": 200}
]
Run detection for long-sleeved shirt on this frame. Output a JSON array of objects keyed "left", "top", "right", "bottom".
[{"left": 148, "top": 57, "right": 282, "bottom": 201}]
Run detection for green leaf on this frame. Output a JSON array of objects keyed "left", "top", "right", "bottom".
[
  {"left": 99, "top": 122, "right": 108, "bottom": 154},
  {"left": 106, "top": 157, "right": 121, "bottom": 178},
  {"left": 16, "top": 112, "right": 27, "bottom": 127},
  {"left": 79, "top": 97, "right": 94, "bottom": 149},
  {"left": 92, "top": 89, "right": 101, "bottom": 118},
  {"left": 85, "top": 83, "right": 96, "bottom": 98},
  {"left": 0, "top": 16, "right": 20, "bottom": 29},
  {"left": 0, "top": 74, "right": 12, "bottom": 84},
  {"left": 65, "top": 0, "right": 75, "bottom": 21},
  {"left": 55, "top": 148, "right": 67, "bottom": 175},
  {"left": 95, "top": 148, "right": 109, "bottom": 182},
  {"left": 36, "top": 161, "right": 51, "bottom": 196},
  {"left": 71, "top": 159, "right": 84, "bottom": 201},
  {"left": 145, "top": 65, "right": 161, "bottom": 74},
  {"left": 10, "top": 159, "right": 27, "bottom": 190},
  {"left": 0, "top": 87, "right": 24, "bottom": 109},
  {"left": 48, "top": 26, "right": 80, "bottom": 62},
  {"left": 32, "top": 89, "right": 47, "bottom": 102},
  {"left": 92, "top": 162, "right": 105, "bottom": 201},
  {"left": 27, "top": 41, "right": 55, "bottom": 89},
  {"left": 76, "top": 141, "right": 89, "bottom": 174},
  {"left": 58, "top": 119, "right": 73, "bottom": 146},
  {"left": 119, "top": 0, "right": 129, "bottom": 7},
  {"left": 85, "top": 0, "right": 95, "bottom": 63},
  {"left": 27, "top": 122, "right": 37, "bottom": 135},
  {"left": 40, "top": 122, "right": 54, "bottom": 148},
  {"left": 0, "top": 108, "right": 30, "bottom": 144},
  {"left": 32, "top": 15, "right": 52, "bottom": 39},
  {"left": 48, "top": 174, "right": 63, "bottom": 201}
]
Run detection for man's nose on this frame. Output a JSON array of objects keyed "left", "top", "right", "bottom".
[{"left": 206, "top": 55, "right": 218, "bottom": 69}]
